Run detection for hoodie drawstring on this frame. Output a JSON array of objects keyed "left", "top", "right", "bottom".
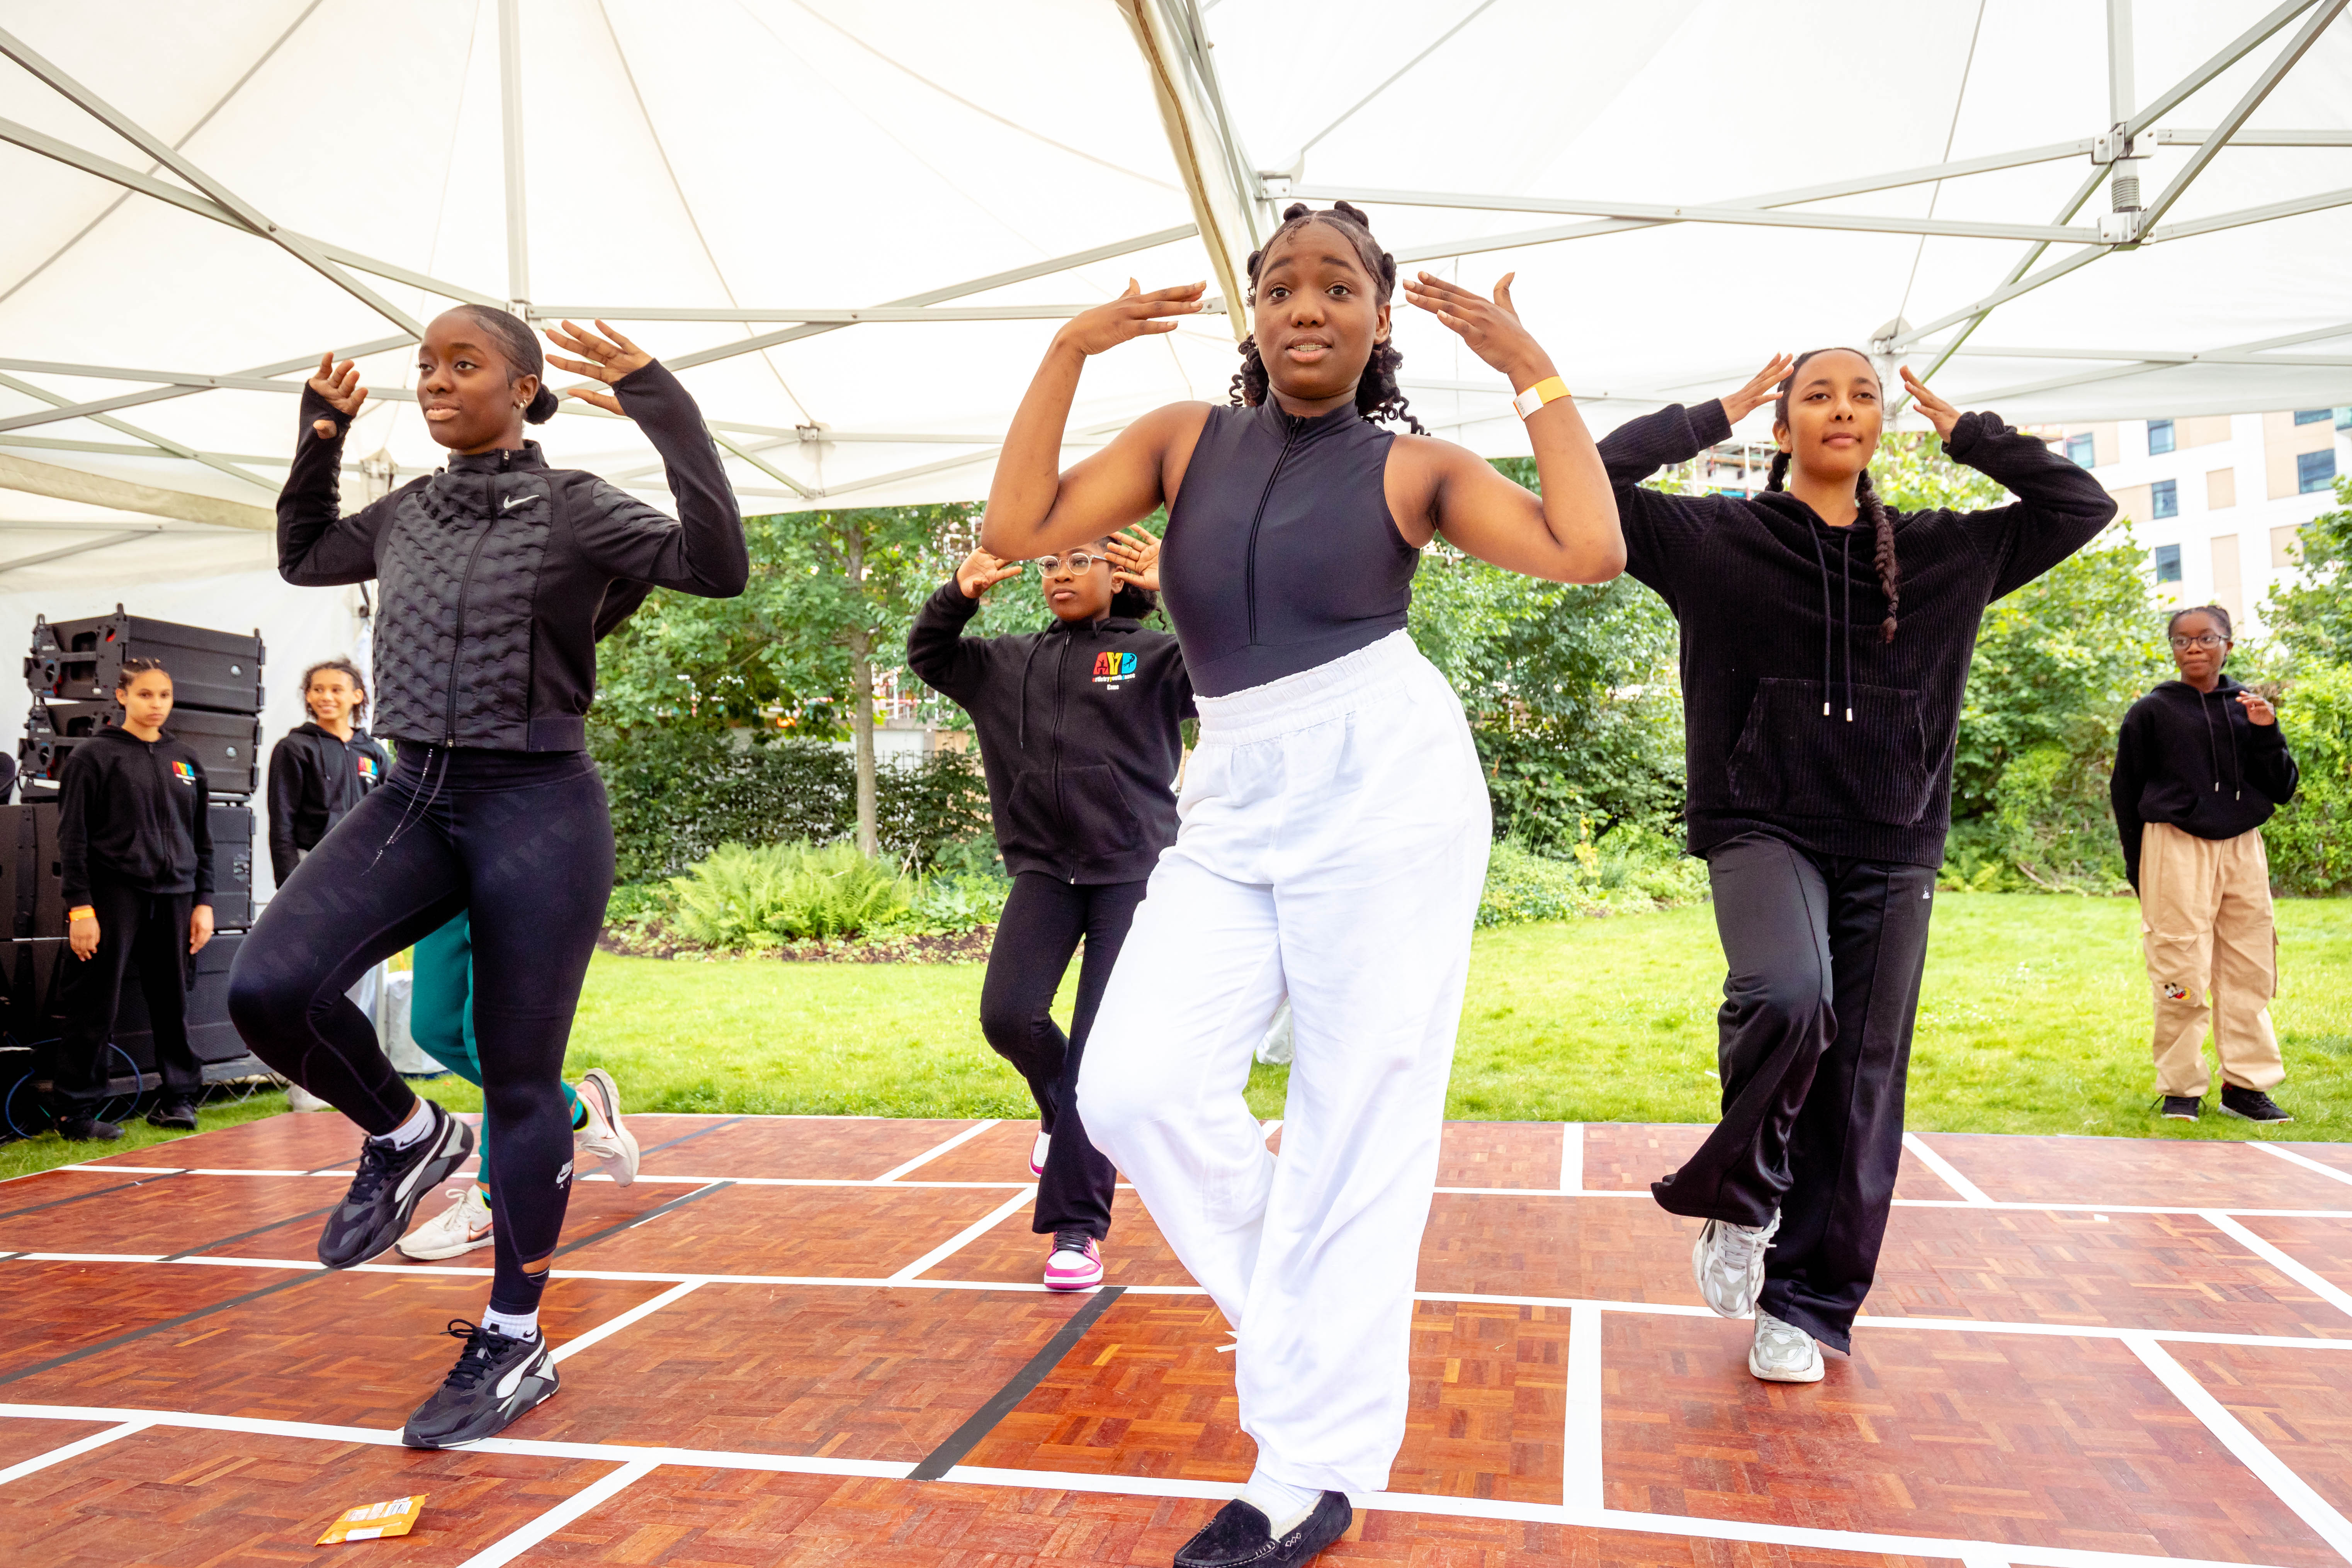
[
  {"left": 1839, "top": 530, "right": 1854, "bottom": 722},
  {"left": 1808, "top": 525, "right": 1833, "bottom": 718}
]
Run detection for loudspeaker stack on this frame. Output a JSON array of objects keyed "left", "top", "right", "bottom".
[{"left": 3, "top": 608, "right": 270, "bottom": 1127}]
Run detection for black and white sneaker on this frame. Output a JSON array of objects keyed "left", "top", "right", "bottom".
[
  {"left": 317, "top": 1102, "right": 474, "bottom": 1269},
  {"left": 401, "top": 1319, "right": 559, "bottom": 1449},
  {"left": 1174, "top": 1492, "right": 1353, "bottom": 1568},
  {"left": 2219, "top": 1085, "right": 2293, "bottom": 1123},
  {"left": 2159, "top": 1095, "right": 2201, "bottom": 1121}
]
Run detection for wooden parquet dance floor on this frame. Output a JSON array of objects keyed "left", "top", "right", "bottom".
[{"left": 2, "top": 1114, "right": 2350, "bottom": 1567}]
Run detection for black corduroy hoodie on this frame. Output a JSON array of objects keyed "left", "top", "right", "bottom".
[
  {"left": 906, "top": 579, "right": 1194, "bottom": 884},
  {"left": 1604, "top": 400, "right": 2119, "bottom": 868},
  {"left": 2111, "top": 674, "right": 2298, "bottom": 888},
  {"left": 56, "top": 724, "right": 215, "bottom": 907}
]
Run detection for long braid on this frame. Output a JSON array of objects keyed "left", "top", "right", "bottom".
[
  {"left": 1764, "top": 450, "right": 1791, "bottom": 491},
  {"left": 1227, "top": 201, "right": 1426, "bottom": 434},
  {"left": 1856, "top": 467, "right": 1898, "bottom": 641}
]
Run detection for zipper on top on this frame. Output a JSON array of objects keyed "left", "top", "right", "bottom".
[{"left": 1243, "top": 414, "right": 1302, "bottom": 645}]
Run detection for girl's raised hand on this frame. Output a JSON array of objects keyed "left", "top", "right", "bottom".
[
  {"left": 2238, "top": 689, "right": 2278, "bottom": 727},
  {"left": 1719, "top": 354, "right": 1795, "bottom": 424},
  {"left": 1105, "top": 523, "right": 1161, "bottom": 592},
  {"left": 307, "top": 352, "right": 367, "bottom": 438},
  {"left": 1899, "top": 365, "right": 1961, "bottom": 441},
  {"left": 955, "top": 547, "right": 1025, "bottom": 600},
  {"left": 1055, "top": 280, "right": 1207, "bottom": 358},
  {"left": 548, "top": 319, "right": 655, "bottom": 415},
  {"left": 1402, "top": 270, "right": 1549, "bottom": 386}
]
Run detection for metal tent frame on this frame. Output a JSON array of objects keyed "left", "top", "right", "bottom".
[{"left": 0, "top": 0, "right": 2349, "bottom": 569}]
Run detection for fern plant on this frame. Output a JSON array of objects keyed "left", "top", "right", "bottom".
[{"left": 665, "top": 841, "right": 913, "bottom": 948}]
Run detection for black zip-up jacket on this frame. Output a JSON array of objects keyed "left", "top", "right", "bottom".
[
  {"left": 907, "top": 580, "right": 1195, "bottom": 883},
  {"left": 2111, "top": 674, "right": 2298, "bottom": 887},
  {"left": 277, "top": 361, "right": 747, "bottom": 751},
  {"left": 57, "top": 724, "right": 214, "bottom": 907},
  {"left": 265, "top": 722, "right": 392, "bottom": 885},
  {"left": 1605, "top": 400, "right": 2118, "bottom": 867}
]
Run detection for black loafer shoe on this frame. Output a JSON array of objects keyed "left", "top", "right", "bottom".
[
  {"left": 147, "top": 1099, "right": 199, "bottom": 1131},
  {"left": 1174, "top": 1492, "right": 1353, "bottom": 1568},
  {"left": 54, "top": 1115, "right": 122, "bottom": 1142}
]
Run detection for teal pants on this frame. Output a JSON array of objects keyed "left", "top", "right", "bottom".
[{"left": 410, "top": 912, "right": 580, "bottom": 1171}]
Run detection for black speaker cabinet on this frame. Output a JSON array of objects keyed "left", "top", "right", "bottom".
[
  {"left": 20, "top": 702, "right": 261, "bottom": 798},
  {"left": 0, "top": 803, "right": 64, "bottom": 940},
  {"left": 108, "top": 929, "right": 247, "bottom": 1066},
  {"left": 208, "top": 803, "right": 254, "bottom": 929},
  {"left": 26, "top": 607, "right": 264, "bottom": 715}
]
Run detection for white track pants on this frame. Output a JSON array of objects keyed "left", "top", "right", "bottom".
[{"left": 1082, "top": 631, "right": 1490, "bottom": 1493}]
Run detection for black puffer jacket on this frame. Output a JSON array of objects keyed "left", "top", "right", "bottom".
[
  {"left": 277, "top": 362, "right": 746, "bottom": 750},
  {"left": 907, "top": 580, "right": 1193, "bottom": 884}
]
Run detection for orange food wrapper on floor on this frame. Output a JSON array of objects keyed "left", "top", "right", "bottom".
[{"left": 317, "top": 1494, "right": 427, "bottom": 1544}]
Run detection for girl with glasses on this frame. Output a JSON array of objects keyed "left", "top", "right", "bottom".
[
  {"left": 907, "top": 529, "right": 1190, "bottom": 1293},
  {"left": 2112, "top": 605, "right": 2299, "bottom": 1123}
]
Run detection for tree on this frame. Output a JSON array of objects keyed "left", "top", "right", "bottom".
[{"left": 2261, "top": 475, "right": 2352, "bottom": 668}]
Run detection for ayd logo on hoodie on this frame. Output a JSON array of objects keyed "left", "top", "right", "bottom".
[
  {"left": 169, "top": 760, "right": 197, "bottom": 786},
  {"left": 1092, "top": 651, "right": 1136, "bottom": 688},
  {"left": 357, "top": 755, "right": 379, "bottom": 780}
]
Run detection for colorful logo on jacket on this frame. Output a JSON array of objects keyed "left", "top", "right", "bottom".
[
  {"left": 1093, "top": 651, "right": 1137, "bottom": 686},
  {"left": 170, "top": 760, "right": 197, "bottom": 785},
  {"left": 357, "top": 755, "right": 379, "bottom": 779}
]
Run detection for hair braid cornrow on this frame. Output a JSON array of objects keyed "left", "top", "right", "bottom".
[
  {"left": 1764, "top": 450, "right": 1791, "bottom": 491},
  {"left": 1856, "top": 467, "right": 1899, "bottom": 641},
  {"left": 1226, "top": 201, "right": 1424, "bottom": 434}
]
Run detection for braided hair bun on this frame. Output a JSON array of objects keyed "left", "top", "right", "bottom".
[{"left": 1227, "top": 202, "right": 1425, "bottom": 433}]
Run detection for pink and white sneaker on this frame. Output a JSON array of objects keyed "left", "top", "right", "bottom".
[
  {"left": 1030, "top": 1130, "right": 1049, "bottom": 1177},
  {"left": 1043, "top": 1230, "right": 1103, "bottom": 1291}
]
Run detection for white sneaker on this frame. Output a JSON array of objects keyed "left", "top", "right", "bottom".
[
  {"left": 399, "top": 1184, "right": 494, "bottom": 1260},
  {"left": 288, "top": 1084, "right": 333, "bottom": 1113},
  {"left": 1691, "top": 1211, "right": 1781, "bottom": 1318},
  {"left": 1749, "top": 1310, "right": 1824, "bottom": 1383},
  {"left": 1030, "top": 1130, "right": 1050, "bottom": 1177},
  {"left": 573, "top": 1068, "right": 638, "bottom": 1186}
]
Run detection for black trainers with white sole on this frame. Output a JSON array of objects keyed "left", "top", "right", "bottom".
[
  {"left": 2159, "top": 1094, "right": 2201, "bottom": 1121},
  {"left": 2219, "top": 1084, "right": 2293, "bottom": 1123},
  {"left": 401, "top": 1319, "right": 559, "bottom": 1449},
  {"left": 1174, "top": 1492, "right": 1353, "bottom": 1568},
  {"left": 317, "top": 1101, "right": 475, "bottom": 1269}
]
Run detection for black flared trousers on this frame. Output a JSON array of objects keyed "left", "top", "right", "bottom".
[
  {"left": 979, "top": 873, "right": 1147, "bottom": 1240},
  {"left": 1649, "top": 831, "right": 1936, "bottom": 1352}
]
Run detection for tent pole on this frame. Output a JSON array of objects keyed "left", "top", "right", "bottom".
[
  {"left": 2134, "top": 0, "right": 2350, "bottom": 236},
  {"left": 0, "top": 336, "right": 416, "bottom": 437},
  {"left": 499, "top": 0, "right": 530, "bottom": 313}
]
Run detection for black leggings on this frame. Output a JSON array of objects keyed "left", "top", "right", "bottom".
[
  {"left": 229, "top": 748, "right": 613, "bottom": 1313},
  {"left": 979, "top": 874, "right": 1147, "bottom": 1239},
  {"left": 1649, "top": 832, "right": 1936, "bottom": 1353}
]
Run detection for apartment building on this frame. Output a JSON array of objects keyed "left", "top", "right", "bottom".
[{"left": 2050, "top": 409, "right": 2352, "bottom": 636}]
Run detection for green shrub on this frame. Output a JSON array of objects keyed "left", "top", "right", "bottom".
[
  {"left": 665, "top": 842, "right": 913, "bottom": 948},
  {"left": 894, "top": 872, "right": 1013, "bottom": 935},
  {"left": 1475, "top": 830, "right": 1706, "bottom": 928},
  {"left": 2262, "top": 661, "right": 2352, "bottom": 895}
]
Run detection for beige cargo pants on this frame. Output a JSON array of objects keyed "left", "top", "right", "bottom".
[{"left": 2137, "top": 821, "right": 2284, "bottom": 1096}]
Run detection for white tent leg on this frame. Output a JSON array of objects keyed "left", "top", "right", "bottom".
[{"left": 498, "top": 0, "right": 530, "bottom": 312}]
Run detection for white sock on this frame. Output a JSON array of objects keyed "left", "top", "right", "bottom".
[
  {"left": 376, "top": 1099, "right": 435, "bottom": 1150},
  {"left": 1239, "top": 1469, "right": 1322, "bottom": 1537},
  {"left": 481, "top": 1306, "right": 538, "bottom": 1341}
]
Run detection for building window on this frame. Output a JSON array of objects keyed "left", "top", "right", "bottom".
[
  {"left": 2300, "top": 450, "right": 2338, "bottom": 493},
  {"left": 2151, "top": 478, "right": 2177, "bottom": 518},
  {"left": 2337, "top": 407, "right": 2350, "bottom": 429},
  {"left": 2147, "top": 418, "right": 2175, "bottom": 454},
  {"left": 2066, "top": 433, "right": 2095, "bottom": 467},
  {"left": 2154, "top": 543, "right": 2182, "bottom": 583},
  {"left": 2293, "top": 408, "right": 2333, "bottom": 425}
]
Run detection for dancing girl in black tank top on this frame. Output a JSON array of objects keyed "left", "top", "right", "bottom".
[{"left": 981, "top": 202, "right": 1621, "bottom": 1568}]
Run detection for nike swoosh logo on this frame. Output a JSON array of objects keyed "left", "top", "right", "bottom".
[{"left": 502, "top": 494, "right": 527, "bottom": 510}]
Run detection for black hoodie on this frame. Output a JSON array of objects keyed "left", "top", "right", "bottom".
[
  {"left": 1602, "top": 401, "right": 2118, "bottom": 868},
  {"left": 907, "top": 580, "right": 1194, "bottom": 884},
  {"left": 2111, "top": 673, "right": 2298, "bottom": 887},
  {"left": 57, "top": 724, "right": 214, "bottom": 907},
  {"left": 265, "top": 722, "right": 393, "bottom": 885}
]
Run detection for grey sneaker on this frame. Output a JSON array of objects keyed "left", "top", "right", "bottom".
[
  {"left": 1749, "top": 1310, "right": 1823, "bottom": 1383},
  {"left": 1691, "top": 1211, "right": 1781, "bottom": 1318}
]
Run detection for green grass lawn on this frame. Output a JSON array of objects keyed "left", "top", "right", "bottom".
[{"left": 5, "top": 892, "right": 2345, "bottom": 1181}]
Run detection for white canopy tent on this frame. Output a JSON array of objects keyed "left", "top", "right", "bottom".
[{"left": 2, "top": 0, "right": 2350, "bottom": 845}]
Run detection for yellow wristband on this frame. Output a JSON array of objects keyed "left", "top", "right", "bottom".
[
  {"left": 1512, "top": 375, "right": 1571, "bottom": 419},
  {"left": 67, "top": 905, "right": 95, "bottom": 922}
]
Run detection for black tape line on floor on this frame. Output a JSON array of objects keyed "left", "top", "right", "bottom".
[
  {"left": 630, "top": 1116, "right": 748, "bottom": 1161},
  {"left": 161, "top": 1204, "right": 338, "bottom": 1263},
  {"left": 0, "top": 1268, "right": 321, "bottom": 1386},
  {"left": 0, "top": 1170, "right": 182, "bottom": 1221},
  {"left": 549, "top": 1179, "right": 735, "bottom": 1261},
  {"left": 907, "top": 1283, "right": 1127, "bottom": 1481}
]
